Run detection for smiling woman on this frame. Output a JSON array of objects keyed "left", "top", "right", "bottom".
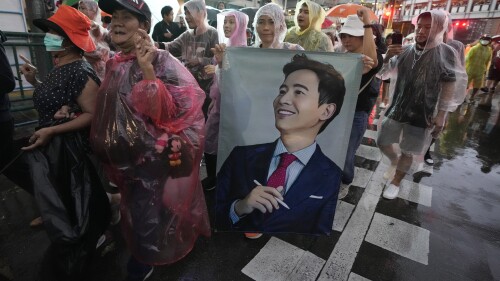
[
  {"left": 254, "top": 3, "right": 303, "bottom": 50},
  {"left": 91, "top": 0, "right": 210, "bottom": 279}
]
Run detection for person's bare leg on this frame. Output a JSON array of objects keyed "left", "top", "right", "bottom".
[
  {"left": 391, "top": 153, "right": 413, "bottom": 187},
  {"left": 471, "top": 88, "right": 479, "bottom": 99},
  {"left": 379, "top": 143, "right": 399, "bottom": 179},
  {"left": 383, "top": 152, "right": 413, "bottom": 199},
  {"left": 379, "top": 143, "right": 399, "bottom": 165}
]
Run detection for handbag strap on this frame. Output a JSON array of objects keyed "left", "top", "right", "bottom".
[{"left": 359, "top": 75, "right": 375, "bottom": 95}]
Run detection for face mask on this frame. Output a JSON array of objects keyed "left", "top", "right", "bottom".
[
  {"left": 480, "top": 40, "right": 490, "bottom": 46},
  {"left": 44, "top": 33, "right": 65, "bottom": 51}
]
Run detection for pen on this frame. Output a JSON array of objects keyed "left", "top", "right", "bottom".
[{"left": 253, "top": 180, "right": 290, "bottom": 210}]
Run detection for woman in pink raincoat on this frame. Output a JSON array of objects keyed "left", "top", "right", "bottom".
[
  {"left": 202, "top": 11, "right": 249, "bottom": 191},
  {"left": 90, "top": 0, "right": 210, "bottom": 279}
]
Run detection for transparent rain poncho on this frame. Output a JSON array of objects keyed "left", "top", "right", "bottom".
[
  {"left": 166, "top": 0, "right": 218, "bottom": 93},
  {"left": 216, "top": 11, "right": 249, "bottom": 47},
  {"left": 80, "top": 0, "right": 110, "bottom": 81},
  {"left": 90, "top": 49, "right": 210, "bottom": 265},
  {"left": 253, "top": 3, "right": 286, "bottom": 49},
  {"left": 378, "top": 10, "right": 467, "bottom": 155},
  {"left": 284, "top": 0, "right": 333, "bottom": 52},
  {"left": 206, "top": 11, "right": 249, "bottom": 155}
]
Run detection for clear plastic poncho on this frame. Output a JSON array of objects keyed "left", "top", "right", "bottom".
[
  {"left": 167, "top": 0, "right": 218, "bottom": 93},
  {"left": 284, "top": 0, "right": 333, "bottom": 52},
  {"left": 378, "top": 10, "right": 467, "bottom": 155},
  {"left": 90, "top": 49, "right": 210, "bottom": 265},
  {"left": 216, "top": 11, "right": 249, "bottom": 47},
  {"left": 253, "top": 3, "right": 288, "bottom": 49},
  {"left": 81, "top": 0, "right": 110, "bottom": 81}
]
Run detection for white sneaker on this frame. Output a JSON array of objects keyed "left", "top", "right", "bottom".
[
  {"left": 379, "top": 102, "right": 387, "bottom": 109},
  {"left": 383, "top": 184, "right": 400, "bottom": 200},
  {"left": 383, "top": 165, "right": 397, "bottom": 180}
]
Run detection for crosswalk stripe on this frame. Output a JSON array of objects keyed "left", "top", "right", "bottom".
[
  {"left": 242, "top": 237, "right": 325, "bottom": 281},
  {"left": 288, "top": 251, "right": 327, "bottom": 281},
  {"left": 318, "top": 192, "right": 381, "bottom": 281},
  {"left": 363, "top": 129, "right": 377, "bottom": 141},
  {"left": 365, "top": 213, "right": 430, "bottom": 265},
  {"left": 398, "top": 179, "right": 433, "bottom": 207},
  {"left": 333, "top": 201, "right": 355, "bottom": 232},
  {"left": 355, "top": 145, "right": 382, "bottom": 162},
  {"left": 352, "top": 167, "right": 374, "bottom": 188},
  {"left": 348, "top": 272, "right": 372, "bottom": 281}
]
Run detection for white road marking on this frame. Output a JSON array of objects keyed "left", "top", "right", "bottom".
[
  {"left": 363, "top": 129, "right": 377, "bottom": 141},
  {"left": 398, "top": 179, "right": 433, "bottom": 207},
  {"left": 348, "top": 272, "right": 372, "bottom": 281},
  {"left": 355, "top": 145, "right": 382, "bottom": 162},
  {"left": 242, "top": 237, "right": 325, "bottom": 281},
  {"left": 333, "top": 201, "right": 355, "bottom": 232},
  {"left": 318, "top": 192, "right": 381, "bottom": 281},
  {"left": 365, "top": 213, "right": 430, "bottom": 265},
  {"left": 352, "top": 167, "right": 374, "bottom": 188}
]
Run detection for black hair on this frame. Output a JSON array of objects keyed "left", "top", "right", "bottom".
[
  {"left": 217, "top": 1, "right": 226, "bottom": 9},
  {"left": 161, "top": 6, "right": 173, "bottom": 17},
  {"left": 102, "top": 16, "right": 112, "bottom": 24},
  {"left": 282, "top": 53, "right": 345, "bottom": 134}
]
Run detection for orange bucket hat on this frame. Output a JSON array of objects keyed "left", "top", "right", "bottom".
[{"left": 33, "top": 5, "right": 96, "bottom": 53}]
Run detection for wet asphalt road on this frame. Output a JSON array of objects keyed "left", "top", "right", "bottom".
[{"left": 0, "top": 94, "right": 499, "bottom": 281}]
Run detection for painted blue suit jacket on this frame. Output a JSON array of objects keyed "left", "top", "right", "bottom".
[{"left": 215, "top": 141, "right": 342, "bottom": 235}]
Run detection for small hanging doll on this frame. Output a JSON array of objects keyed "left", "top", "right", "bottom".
[
  {"left": 155, "top": 133, "right": 183, "bottom": 167},
  {"left": 167, "top": 137, "right": 182, "bottom": 167}
]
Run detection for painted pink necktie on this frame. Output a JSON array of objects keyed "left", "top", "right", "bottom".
[{"left": 267, "top": 153, "right": 297, "bottom": 188}]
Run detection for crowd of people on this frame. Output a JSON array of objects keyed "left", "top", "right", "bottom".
[{"left": 1, "top": 0, "right": 497, "bottom": 280}]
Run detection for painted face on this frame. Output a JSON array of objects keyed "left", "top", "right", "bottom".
[
  {"left": 184, "top": 8, "right": 197, "bottom": 29},
  {"left": 256, "top": 15, "right": 275, "bottom": 47},
  {"left": 416, "top": 16, "right": 432, "bottom": 45},
  {"left": 340, "top": 34, "right": 363, "bottom": 53},
  {"left": 163, "top": 11, "right": 174, "bottom": 23},
  {"left": 110, "top": 10, "right": 146, "bottom": 46},
  {"left": 223, "top": 15, "right": 237, "bottom": 38},
  {"left": 297, "top": 4, "right": 310, "bottom": 31},
  {"left": 274, "top": 69, "right": 332, "bottom": 135}
]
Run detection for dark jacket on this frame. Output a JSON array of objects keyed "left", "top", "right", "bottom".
[{"left": 0, "top": 31, "right": 15, "bottom": 122}]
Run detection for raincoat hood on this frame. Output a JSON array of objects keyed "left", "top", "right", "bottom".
[
  {"left": 415, "top": 10, "right": 447, "bottom": 50},
  {"left": 184, "top": 0, "right": 209, "bottom": 35},
  {"left": 217, "top": 11, "right": 249, "bottom": 47},
  {"left": 253, "top": 3, "right": 287, "bottom": 48},
  {"left": 293, "top": 0, "right": 325, "bottom": 35}
]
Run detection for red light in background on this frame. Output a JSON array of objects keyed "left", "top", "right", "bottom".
[
  {"left": 455, "top": 22, "right": 459, "bottom": 26},
  {"left": 462, "top": 22, "right": 467, "bottom": 26}
]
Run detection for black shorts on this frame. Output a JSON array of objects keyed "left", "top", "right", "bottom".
[{"left": 487, "top": 65, "right": 500, "bottom": 81}]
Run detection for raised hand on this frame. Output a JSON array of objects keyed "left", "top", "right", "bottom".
[{"left": 134, "top": 29, "right": 157, "bottom": 80}]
